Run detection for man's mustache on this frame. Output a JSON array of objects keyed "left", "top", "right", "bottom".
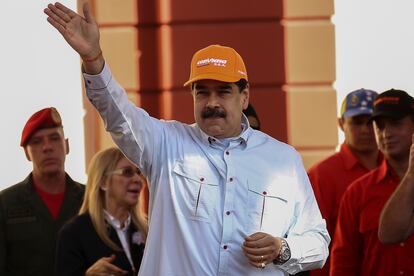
[{"left": 201, "top": 108, "right": 226, "bottom": 119}]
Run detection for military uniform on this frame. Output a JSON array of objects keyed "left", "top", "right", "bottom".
[{"left": 0, "top": 173, "right": 84, "bottom": 276}]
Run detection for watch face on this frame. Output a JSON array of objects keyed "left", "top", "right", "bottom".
[
  {"left": 280, "top": 246, "right": 291, "bottom": 261},
  {"left": 274, "top": 239, "right": 291, "bottom": 264}
]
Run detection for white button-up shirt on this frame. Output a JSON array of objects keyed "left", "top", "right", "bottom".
[
  {"left": 103, "top": 210, "right": 135, "bottom": 271},
  {"left": 84, "top": 63, "right": 330, "bottom": 276}
]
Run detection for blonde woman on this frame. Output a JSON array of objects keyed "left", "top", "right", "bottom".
[{"left": 56, "top": 147, "right": 148, "bottom": 276}]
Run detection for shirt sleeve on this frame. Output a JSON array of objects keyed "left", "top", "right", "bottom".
[
  {"left": 277, "top": 153, "right": 330, "bottom": 274},
  {"left": 330, "top": 184, "right": 362, "bottom": 275},
  {"left": 308, "top": 168, "right": 328, "bottom": 223},
  {"left": 83, "top": 62, "right": 166, "bottom": 179},
  {"left": 308, "top": 167, "right": 336, "bottom": 241}
]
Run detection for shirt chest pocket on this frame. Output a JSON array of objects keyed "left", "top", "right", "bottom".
[
  {"left": 6, "top": 215, "right": 43, "bottom": 242},
  {"left": 246, "top": 181, "right": 291, "bottom": 236},
  {"left": 172, "top": 161, "right": 219, "bottom": 223}
]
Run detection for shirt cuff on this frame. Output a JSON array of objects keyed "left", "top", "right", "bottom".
[
  {"left": 275, "top": 237, "right": 302, "bottom": 273},
  {"left": 83, "top": 61, "right": 112, "bottom": 90}
]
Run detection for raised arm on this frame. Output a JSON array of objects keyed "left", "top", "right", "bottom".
[
  {"left": 378, "top": 134, "right": 414, "bottom": 244},
  {"left": 44, "top": 2, "right": 104, "bottom": 74}
]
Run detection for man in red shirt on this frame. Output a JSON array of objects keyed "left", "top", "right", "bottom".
[
  {"left": 379, "top": 135, "right": 414, "bottom": 244},
  {"left": 330, "top": 89, "right": 414, "bottom": 276},
  {"left": 307, "top": 88, "right": 380, "bottom": 276}
]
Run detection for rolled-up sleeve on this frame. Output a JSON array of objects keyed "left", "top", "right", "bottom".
[{"left": 278, "top": 153, "right": 330, "bottom": 274}]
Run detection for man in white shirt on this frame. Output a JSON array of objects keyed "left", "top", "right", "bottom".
[{"left": 44, "top": 2, "right": 329, "bottom": 275}]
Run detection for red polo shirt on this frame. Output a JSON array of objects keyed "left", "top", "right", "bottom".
[
  {"left": 308, "top": 144, "right": 381, "bottom": 276},
  {"left": 330, "top": 159, "right": 414, "bottom": 276}
]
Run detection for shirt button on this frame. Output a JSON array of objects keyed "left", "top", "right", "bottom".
[
  {"left": 262, "top": 191, "right": 267, "bottom": 196},
  {"left": 399, "top": 271, "right": 405, "bottom": 275},
  {"left": 400, "top": 242, "right": 405, "bottom": 247},
  {"left": 87, "top": 80, "right": 91, "bottom": 84},
  {"left": 225, "top": 151, "right": 230, "bottom": 155},
  {"left": 229, "top": 177, "right": 233, "bottom": 182},
  {"left": 223, "top": 245, "right": 228, "bottom": 250},
  {"left": 200, "top": 177, "right": 205, "bottom": 182},
  {"left": 226, "top": 211, "right": 231, "bottom": 215}
]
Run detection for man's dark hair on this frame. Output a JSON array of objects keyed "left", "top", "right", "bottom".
[
  {"left": 235, "top": 79, "right": 248, "bottom": 93},
  {"left": 243, "top": 103, "right": 261, "bottom": 130}
]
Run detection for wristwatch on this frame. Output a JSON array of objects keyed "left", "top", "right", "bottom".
[{"left": 273, "top": 238, "right": 291, "bottom": 265}]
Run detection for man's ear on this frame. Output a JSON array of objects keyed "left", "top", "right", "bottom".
[
  {"left": 24, "top": 147, "right": 32, "bottom": 161},
  {"left": 65, "top": 138, "right": 70, "bottom": 155},
  {"left": 338, "top": 117, "right": 345, "bottom": 132},
  {"left": 242, "top": 83, "right": 250, "bottom": 110}
]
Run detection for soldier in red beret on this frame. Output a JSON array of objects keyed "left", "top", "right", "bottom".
[{"left": 0, "top": 107, "right": 84, "bottom": 276}]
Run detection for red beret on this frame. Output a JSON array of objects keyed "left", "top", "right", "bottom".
[{"left": 20, "top": 107, "right": 63, "bottom": 147}]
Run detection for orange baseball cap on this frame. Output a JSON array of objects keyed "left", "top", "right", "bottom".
[
  {"left": 20, "top": 107, "right": 62, "bottom": 147},
  {"left": 184, "top": 44, "right": 248, "bottom": 86}
]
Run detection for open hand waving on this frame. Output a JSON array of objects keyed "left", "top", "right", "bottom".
[{"left": 44, "top": 2, "right": 102, "bottom": 64}]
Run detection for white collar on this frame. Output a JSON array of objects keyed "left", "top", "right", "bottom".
[{"left": 103, "top": 209, "right": 131, "bottom": 231}]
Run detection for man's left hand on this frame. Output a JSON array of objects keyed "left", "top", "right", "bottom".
[{"left": 242, "top": 232, "right": 281, "bottom": 268}]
